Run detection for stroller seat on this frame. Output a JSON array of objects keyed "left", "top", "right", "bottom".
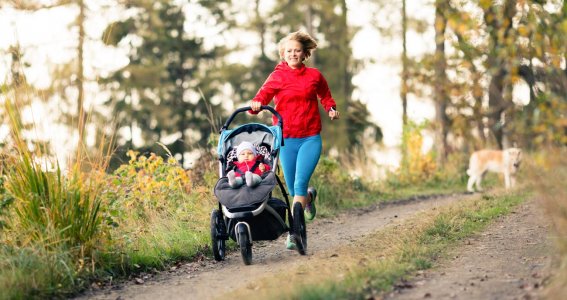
[{"left": 214, "top": 171, "right": 277, "bottom": 210}]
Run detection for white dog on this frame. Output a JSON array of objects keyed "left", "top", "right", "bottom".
[{"left": 466, "top": 148, "right": 522, "bottom": 192}]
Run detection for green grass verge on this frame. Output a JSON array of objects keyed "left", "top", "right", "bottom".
[
  {"left": 280, "top": 190, "right": 527, "bottom": 300},
  {"left": 124, "top": 220, "right": 209, "bottom": 268},
  {"left": 303, "top": 156, "right": 475, "bottom": 219},
  {"left": 0, "top": 245, "right": 82, "bottom": 300}
]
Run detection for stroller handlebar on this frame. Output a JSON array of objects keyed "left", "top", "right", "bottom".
[{"left": 220, "top": 106, "right": 283, "bottom": 133}]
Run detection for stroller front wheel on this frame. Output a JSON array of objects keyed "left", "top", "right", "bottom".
[
  {"left": 236, "top": 222, "right": 253, "bottom": 265},
  {"left": 210, "top": 209, "right": 226, "bottom": 261}
]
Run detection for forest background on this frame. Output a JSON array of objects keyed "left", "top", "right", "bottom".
[
  {"left": 1, "top": 0, "right": 566, "bottom": 172},
  {"left": 0, "top": 0, "right": 566, "bottom": 299}
]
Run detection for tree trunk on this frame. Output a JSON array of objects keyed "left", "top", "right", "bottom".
[
  {"left": 487, "top": 72, "right": 505, "bottom": 149},
  {"left": 483, "top": 0, "right": 516, "bottom": 149},
  {"left": 177, "top": 9, "right": 188, "bottom": 167},
  {"left": 469, "top": 71, "right": 486, "bottom": 149},
  {"left": 336, "top": 0, "right": 350, "bottom": 150},
  {"left": 305, "top": 4, "right": 316, "bottom": 66},
  {"left": 77, "top": 0, "right": 87, "bottom": 154},
  {"left": 254, "top": 0, "right": 274, "bottom": 78},
  {"left": 434, "top": 0, "right": 449, "bottom": 163},
  {"left": 340, "top": 0, "right": 350, "bottom": 104},
  {"left": 401, "top": 0, "right": 408, "bottom": 128},
  {"left": 400, "top": 0, "right": 409, "bottom": 164},
  {"left": 255, "top": 0, "right": 268, "bottom": 61}
]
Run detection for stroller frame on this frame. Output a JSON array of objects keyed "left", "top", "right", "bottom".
[{"left": 210, "top": 106, "right": 307, "bottom": 265}]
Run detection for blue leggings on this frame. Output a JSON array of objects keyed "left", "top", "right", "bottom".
[{"left": 279, "top": 134, "right": 322, "bottom": 197}]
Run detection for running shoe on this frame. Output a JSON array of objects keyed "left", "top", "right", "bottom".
[
  {"left": 285, "top": 234, "right": 297, "bottom": 250},
  {"left": 305, "top": 187, "right": 317, "bottom": 220}
]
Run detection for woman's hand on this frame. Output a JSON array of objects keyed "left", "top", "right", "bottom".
[
  {"left": 259, "top": 163, "right": 265, "bottom": 172},
  {"left": 329, "top": 108, "right": 340, "bottom": 120},
  {"left": 250, "top": 100, "right": 262, "bottom": 112}
]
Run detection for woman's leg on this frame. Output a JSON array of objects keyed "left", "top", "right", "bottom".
[
  {"left": 279, "top": 138, "right": 299, "bottom": 198},
  {"left": 280, "top": 135, "right": 322, "bottom": 208},
  {"left": 280, "top": 135, "right": 321, "bottom": 250},
  {"left": 292, "top": 135, "right": 321, "bottom": 207}
]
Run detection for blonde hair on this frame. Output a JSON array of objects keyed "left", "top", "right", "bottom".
[{"left": 278, "top": 30, "right": 318, "bottom": 61}]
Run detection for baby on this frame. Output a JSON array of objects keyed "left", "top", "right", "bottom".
[{"left": 227, "top": 141, "right": 271, "bottom": 188}]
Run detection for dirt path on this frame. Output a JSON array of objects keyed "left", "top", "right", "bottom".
[
  {"left": 76, "top": 194, "right": 554, "bottom": 300},
  {"left": 384, "top": 198, "right": 553, "bottom": 300}
]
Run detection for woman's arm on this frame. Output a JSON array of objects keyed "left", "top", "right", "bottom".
[
  {"left": 250, "top": 73, "right": 280, "bottom": 112},
  {"left": 316, "top": 72, "right": 339, "bottom": 120},
  {"left": 316, "top": 72, "right": 337, "bottom": 112}
]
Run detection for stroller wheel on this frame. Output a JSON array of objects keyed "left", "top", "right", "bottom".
[
  {"left": 236, "top": 222, "right": 253, "bottom": 265},
  {"left": 292, "top": 202, "right": 307, "bottom": 255},
  {"left": 210, "top": 209, "right": 226, "bottom": 261}
]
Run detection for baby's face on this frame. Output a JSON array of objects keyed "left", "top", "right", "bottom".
[{"left": 238, "top": 149, "right": 255, "bottom": 162}]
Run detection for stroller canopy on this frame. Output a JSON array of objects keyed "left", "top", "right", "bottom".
[{"left": 217, "top": 123, "right": 282, "bottom": 161}]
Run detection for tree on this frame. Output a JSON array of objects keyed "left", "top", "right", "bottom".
[
  {"left": 482, "top": 0, "right": 518, "bottom": 149},
  {"left": 445, "top": 0, "right": 567, "bottom": 149},
  {"left": 5, "top": 0, "right": 92, "bottom": 160},
  {"left": 102, "top": 0, "right": 232, "bottom": 166},
  {"left": 512, "top": 0, "right": 567, "bottom": 147},
  {"left": 1, "top": 44, "right": 52, "bottom": 153}
]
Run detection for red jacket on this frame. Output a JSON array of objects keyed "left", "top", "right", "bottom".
[
  {"left": 233, "top": 156, "right": 271, "bottom": 177},
  {"left": 252, "top": 62, "right": 337, "bottom": 138}
]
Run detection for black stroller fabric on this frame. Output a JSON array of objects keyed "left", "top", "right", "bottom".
[
  {"left": 226, "top": 198, "right": 288, "bottom": 241},
  {"left": 214, "top": 171, "right": 277, "bottom": 209}
]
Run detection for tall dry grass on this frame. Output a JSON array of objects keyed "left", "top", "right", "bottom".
[
  {"left": 2, "top": 99, "right": 111, "bottom": 251},
  {"left": 530, "top": 147, "right": 567, "bottom": 298},
  {"left": 1, "top": 98, "right": 114, "bottom": 297}
]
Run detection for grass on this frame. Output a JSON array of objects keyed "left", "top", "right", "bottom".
[
  {"left": 0, "top": 245, "right": 79, "bottom": 299},
  {"left": 121, "top": 215, "right": 210, "bottom": 268},
  {"left": 308, "top": 154, "right": 483, "bottom": 220}
]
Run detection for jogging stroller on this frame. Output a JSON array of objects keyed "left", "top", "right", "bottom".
[{"left": 211, "top": 106, "right": 307, "bottom": 265}]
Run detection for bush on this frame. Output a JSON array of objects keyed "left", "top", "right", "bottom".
[
  {"left": 104, "top": 150, "right": 193, "bottom": 217},
  {"left": 100, "top": 150, "right": 211, "bottom": 268},
  {"left": 397, "top": 121, "right": 437, "bottom": 186},
  {"left": 311, "top": 156, "right": 371, "bottom": 212}
]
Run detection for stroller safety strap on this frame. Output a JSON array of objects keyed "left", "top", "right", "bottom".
[{"left": 233, "top": 160, "right": 262, "bottom": 177}]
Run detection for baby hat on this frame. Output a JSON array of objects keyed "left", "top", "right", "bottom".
[{"left": 236, "top": 141, "right": 256, "bottom": 156}]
